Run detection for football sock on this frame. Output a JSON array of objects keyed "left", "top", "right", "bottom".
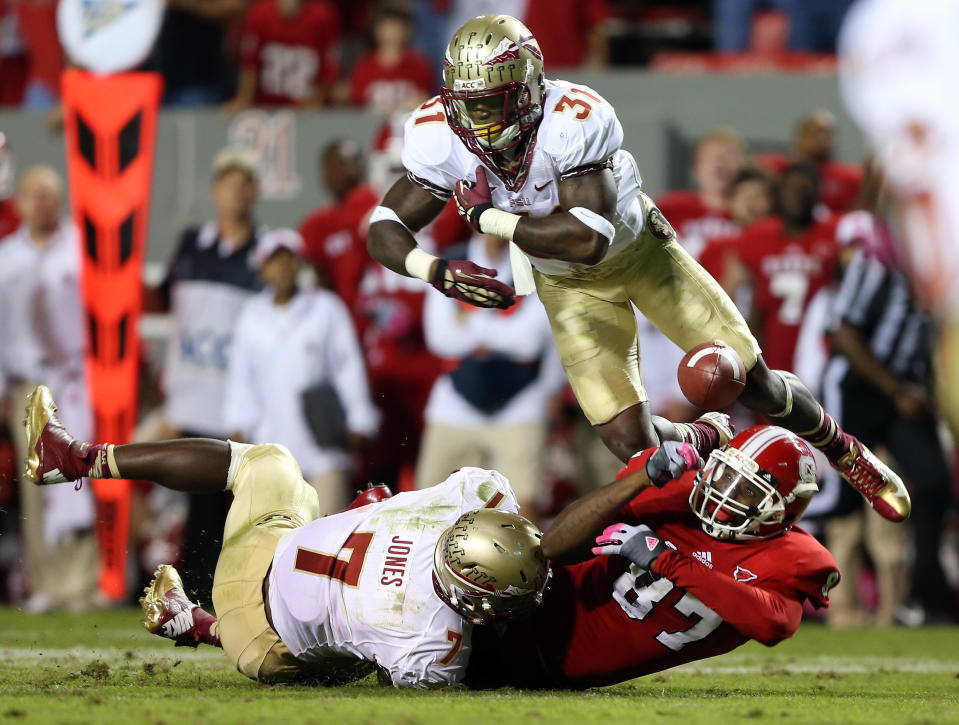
[
  {"left": 87, "top": 444, "right": 121, "bottom": 479},
  {"left": 798, "top": 408, "right": 854, "bottom": 465},
  {"left": 673, "top": 421, "right": 721, "bottom": 458},
  {"left": 190, "top": 608, "right": 221, "bottom": 648}
]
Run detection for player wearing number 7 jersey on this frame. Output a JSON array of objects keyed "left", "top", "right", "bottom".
[
  {"left": 466, "top": 426, "right": 839, "bottom": 689},
  {"left": 366, "top": 13, "right": 910, "bottom": 525},
  {"left": 21, "top": 385, "right": 549, "bottom": 688}
]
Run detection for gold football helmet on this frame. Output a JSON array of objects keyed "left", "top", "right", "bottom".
[
  {"left": 433, "top": 509, "right": 551, "bottom": 624},
  {"left": 440, "top": 14, "right": 545, "bottom": 189}
]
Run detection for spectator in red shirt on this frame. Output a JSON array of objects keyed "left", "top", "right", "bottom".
[
  {"left": 658, "top": 127, "right": 746, "bottom": 261},
  {"left": 447, "top": 0, "right": 611, "bottom": 70},
  {"left": 756, "top": 110, "right": 863, "bottom": 214},
  {"left": 0, "top": 133, "right": 18, "bottom": 240},
  {"left": 725, "top": 162, "right": 838, "bottom": 373},
  {"left": 699, "top": 165, "right": 776, "bottom": 284},
  {"left": 523, "top": 0, "right": 611, "bottom": 69},
  {"left": 299, "top": 139, "right": 380, "bottom": 315},
  {"left": 346, "top": 6, "right": 433, "bottom": 114},
  {"left": 228, "top": 0, "right": 341, "bottom": 111}
]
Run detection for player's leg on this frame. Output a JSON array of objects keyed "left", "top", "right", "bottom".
[
  {"left": 632, "top": 196, "right": 910, "bottom": 522},
  {"left": 533, "top": 271, "right": 726, "bottom": 463},
  {"left": 23, "top": 384, "right": 232, "bottom": 491}
]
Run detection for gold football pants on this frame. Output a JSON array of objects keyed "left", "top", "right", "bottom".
[
  {"left": 534, "top": 193, "right": 760, "bottom": 426},
  {"left": 212, "top": 442, "right": 319, "bottom": 683}
]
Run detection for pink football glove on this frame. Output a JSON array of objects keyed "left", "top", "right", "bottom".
[
  {"left": 644, "top": 441, "right": 702, "bottom": 487},
  {"left": 431, "top": 258, "right": 515, "bottom": 309},
  {"left": 454, "top": 167, "right": 495, "bottom": 233},
  {"left": 592, "top": 522, "right": 670, "bottom": 570}
]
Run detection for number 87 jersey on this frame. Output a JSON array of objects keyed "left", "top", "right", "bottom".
[
  {"left": 466, "top": 480, "right": 839, "bottom": 689},
  {"left": 402, "top": 80, "right": 646, "bottom": 277}
]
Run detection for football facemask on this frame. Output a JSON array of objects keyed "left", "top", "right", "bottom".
[
  {"left": 440, "top": 14, "right": 545, "bottom": 189},
  {"left": 432, "top": 509, "right": 551, "bottom": 625},
  {"left": 689, "top": 426, "right": 819, "bottom": 541}
]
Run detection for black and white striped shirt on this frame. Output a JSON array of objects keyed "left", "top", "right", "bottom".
[{"left": 830, "top": 249, "right": 934, "bottom": 386}]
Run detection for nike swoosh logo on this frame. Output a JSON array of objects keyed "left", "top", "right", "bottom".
[{"left": 534, "top": 181, "right": 553, "bottom": 191}]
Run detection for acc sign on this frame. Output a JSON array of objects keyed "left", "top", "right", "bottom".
[{"left": 57, "top": 0, "right": 163, "bottom": 74}]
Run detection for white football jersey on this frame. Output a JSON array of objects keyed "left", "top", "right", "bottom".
[
  {"left": 402, "top": 80, "right": 646, "bottom": 276},
  {"left": 839, "top": 0, "right": 959, "bottom": 313},
  {"left": 267, "top": 467, "right": 519, "bottom": 688}
]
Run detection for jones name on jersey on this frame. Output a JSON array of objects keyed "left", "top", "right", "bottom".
[
  {"left": 267, "top": 467, "right": 519, "bottom": 688},
  {"left": 402, "top": 80, "right": 645, "bottom": 276}
]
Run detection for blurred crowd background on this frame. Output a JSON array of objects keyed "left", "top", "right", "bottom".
[{"left": 0, "top": 0, "right": 956, "bottom": 632}]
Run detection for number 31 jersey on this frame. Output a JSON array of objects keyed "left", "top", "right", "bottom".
[
  {"left": 267, "top": 467, "right": 519, "bottom": 688},
  {"left": 402, "top": 80, "right": 646, "bottom": 276}
]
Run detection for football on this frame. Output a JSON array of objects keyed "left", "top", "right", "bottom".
[{"left": 678, "top": 341, "right": 747, "bottom": 409}]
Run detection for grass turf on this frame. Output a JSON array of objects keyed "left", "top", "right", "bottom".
[{"left": 0, "top": 607, "right": 957, "bottom": 724}]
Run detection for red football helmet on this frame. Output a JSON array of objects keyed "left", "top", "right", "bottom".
[{"left": 689, "top": 425, "right": 819, "bottom": 540}]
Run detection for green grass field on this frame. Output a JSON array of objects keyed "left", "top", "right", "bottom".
[{"left": 1, "top": 607, "right": 957, "bottom": 725}]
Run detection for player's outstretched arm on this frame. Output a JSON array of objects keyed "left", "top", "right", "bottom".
[
  {"left": 541, "top": 442, "right": 700, "bottom": 564},
  {"left": 369, "top": 175, "right": 515, "bottom": 309},
  {"left": 367, "top": 175, "right": 447, "bottom": 276},
  {"left": 453, "top": 166, "right": 617, "bottom": 265}
]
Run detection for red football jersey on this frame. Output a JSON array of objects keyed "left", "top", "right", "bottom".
[
  {"left": 657, "top": 190, "right": 740, "bottom": 262},
  {"left": 240, "top": 0, "right": 341, "bottom": 106},
  {"left": 349, "top": 49, "right": 433, "bottom": 112},
  {"left": 300, "top": 184, "right": 380, "bottom": 314},
  {"left": 523, "top": 0, "right": 610, "bottom": 68},
  {"left": 756, "top": 152, "right": 863, "bottom": 214},
  {"left": 0, "top": 199, "right": 19, "bottom": 241},
  {"left": 735, "top": 217, "right": 838, "bottom": 372},
  {"left": 467, "top": 478, "right": 838, "bottom": 689}
]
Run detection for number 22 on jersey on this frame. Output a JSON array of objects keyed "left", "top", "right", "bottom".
[{"left": 613, "top": 565, "right": 722, "bottom": 651}]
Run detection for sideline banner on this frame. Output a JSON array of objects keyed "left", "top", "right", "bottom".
[{"left": 61, "top": 69, "right": 163, "bottom": 601}]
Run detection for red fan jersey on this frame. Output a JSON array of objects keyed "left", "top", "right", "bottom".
[
  {"left": 735, "top": 217, "right": 838, "bottom": 372},
  {"left": 240, "top": 0, "right": 341, "bottom": 106},
  {"left": 0, "top": 199, "right": 19, "bottom": 242},
  {"left": 299, "top": 184, "right": 380, "bottom": 314},
  {"left": 756, "top": 152, "right": 864, "bottom": 214},
  {"left": 349, "top": 49, "right": 433, "bottom": 112},
  {"left": 466, "top": 477, "right": 838, "bottom": 689},
  {"left": 657, "top": 190, "right": 740, "bottom": 262}
]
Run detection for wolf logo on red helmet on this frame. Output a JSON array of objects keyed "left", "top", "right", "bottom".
[{"left": 690, "top": 425, "right": 819, "bottom": 540}]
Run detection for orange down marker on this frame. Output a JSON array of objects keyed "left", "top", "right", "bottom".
[{"left": 61, "top": 69, "right": 163, "bottom": 601}]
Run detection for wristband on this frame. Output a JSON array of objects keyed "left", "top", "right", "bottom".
[
  {"left": 405, "top": 247, "right": 439, "bottom": 283},
  {"left": 478, "top": 208, "right": 521, "bottom": 241}
]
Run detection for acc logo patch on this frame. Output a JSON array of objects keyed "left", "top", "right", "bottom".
[
  {"left": 733, "top": 565, "right": 757, "bottom": 582},
  {"left": 647, "top": 208, "right": 675, "bottom": 240}
]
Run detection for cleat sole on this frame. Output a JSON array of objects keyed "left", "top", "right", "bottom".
[{"left": 22, "top": 385, "right": 57, "bottom": 486}]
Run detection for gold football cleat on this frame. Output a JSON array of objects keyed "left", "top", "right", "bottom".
[{"left": 837, "top": 441, "right": 911, "bottom": 522}]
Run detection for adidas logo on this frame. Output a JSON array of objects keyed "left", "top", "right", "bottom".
[
  {"left": 161, "top": 609, "right": 195, "bottom": 638},
  {"left": 692, "top": 551, "right": 713, "bottom": 569}
]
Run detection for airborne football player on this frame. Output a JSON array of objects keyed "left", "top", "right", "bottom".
[{"left": 365, "top": 13, "right": 909, "bottom": 523}]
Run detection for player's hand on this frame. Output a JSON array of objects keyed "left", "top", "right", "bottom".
[
  {"left": 645, "top": 441, "right": 702, "bottom": 487},
  {"left": 454, "top": 167, "right": 495, "bottom": 233},
  {"left": 431, "top": 258, "right": 515, "bottom": 309},
  {"left": 592, "top": 523, "right": 669, "bottom": 570}
]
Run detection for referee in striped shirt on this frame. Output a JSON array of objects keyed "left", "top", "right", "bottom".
[{"left": 823, "top": 242, "right": 953, "bottom": 623}]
